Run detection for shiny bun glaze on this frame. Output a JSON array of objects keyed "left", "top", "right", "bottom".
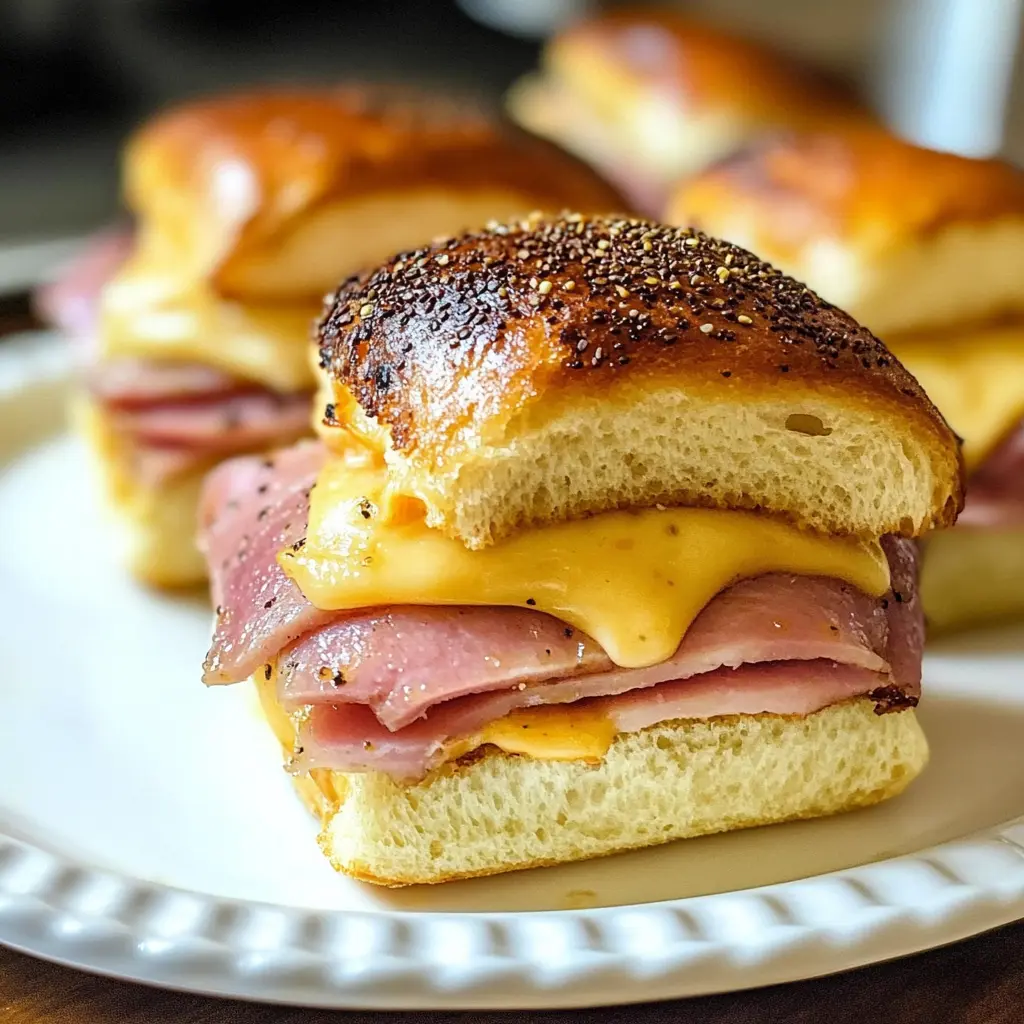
[
  {"left": 546, "top": 6, "right": 866, "bottom": 122},
  {"left": 669, "top": 126, "right": 1024, "bottom": 253},
  {"left": 317, "top": 212, "right": 962, "bottom": 533},
  {"left": 125, "top": 86, "right": 628, "bottom": 294}
]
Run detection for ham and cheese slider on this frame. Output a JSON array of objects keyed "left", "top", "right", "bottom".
[
  {"left": 669, "top": 126, "right": 1024, "bottom": 632},
  {"left": 85, "top": 87, "right": 625, "bottom": 588},
  {"left": 198, "top": 213, "right": 962, "bottom": 886},
  {"left": 506, "top": 6, "right": 870, "bottom": 217}
]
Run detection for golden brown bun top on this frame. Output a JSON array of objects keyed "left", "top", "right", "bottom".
[
  {"left": 124, "top": 86, "right": 627, "bottom": 292},
  {"left": 548, "top": 6, "right": 866, "bottom": 123},
  {"left": 318, "top": 212, "right": 961, "bottom": 531},
  {"left": 669, "top": 125, "right": 1024, "bottom": 251}
]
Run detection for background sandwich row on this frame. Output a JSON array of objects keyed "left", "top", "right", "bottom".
[
  {"left": 25, "top": 3, "right": 1011, "bottom": 887},
  {"left": 513, "top": 7, "right": 1024, "bottom": 635},
  {"left": 38, "top": 4, "right": 1024, "bottom": 642}
]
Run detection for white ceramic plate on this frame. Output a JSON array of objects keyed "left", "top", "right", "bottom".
[{"left": 2, "top": 332, "right": 1024, "bottom": 1010}]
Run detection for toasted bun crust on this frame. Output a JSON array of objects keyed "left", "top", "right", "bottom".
[
  {"left": 668, "top": 127, "right": 1024, "bottom": 335},
  {"left": 507, "top": 7, "right": 870, "bottom": 210},
  {"left": 291, "top": 700, "right": 928, "bottom": 886},
  {"left": 125, "top": 86, "right": 626, "bottom": 300},
  {"left": 318, "top": 212, "right": 963, "bottom": 546},
  {"left": 544, "top": 7, "right": 862, "bottom": 123}
]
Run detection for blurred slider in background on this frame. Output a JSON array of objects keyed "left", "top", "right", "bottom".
[
  {"left": 64, "top": 85, "right": 623, "bottom": 588},
  {"left": 3, "top": 0, "right": 1023, "bottom": 252},
  {"left": 0, "top": 0, "right": 543, "bottom": 289},
  {"left": 505, "top": 5, "right": 876, "bottom": 216},
  {"left": 670, "top": 126, "right": 1024, "bottom": 634}
]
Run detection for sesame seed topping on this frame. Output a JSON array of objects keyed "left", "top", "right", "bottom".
[{"left": 316, "top": 212, "right": 915, "bottom": 442}]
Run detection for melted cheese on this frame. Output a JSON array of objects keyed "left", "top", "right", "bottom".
[
  {"left": 281, "top": 453, "right": 890, "bottom": 670},
  {"left": 474, "top": 705, "right": 615, "bottom": 763},
  {"left": 889, "top": 323, "right": 1024, "bottom": 470},
  {"left": 99, "top": 240, "right": 318, "bottom": 393}
]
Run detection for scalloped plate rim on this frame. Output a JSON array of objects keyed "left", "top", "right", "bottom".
[{"left": 1, "top": 330, "right": 1023, "bottom": 1010}]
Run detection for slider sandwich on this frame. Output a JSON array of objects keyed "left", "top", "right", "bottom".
[
  {"left": 85, "top": 87, "right": 624, "bottom": 587},
  {"left": 199, "top": 213, "right": 962, "bottom": 885},
  {"left": 670, "top": 126, "right": 1024, "bottom": 631},
  {"left": 507, "top": 6, "right": 870, "bottom": 218}
]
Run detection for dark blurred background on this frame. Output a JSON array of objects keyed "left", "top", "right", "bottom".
[{"left": 1, "top": 0, "right": 1022, "bottom": 289}]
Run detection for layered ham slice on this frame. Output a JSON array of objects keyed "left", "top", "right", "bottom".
[
  {"left": 88, "top": 359, "right": 241, "bottom": 409},
  {"left": 201, "top": 443, "right": 925, "bottom": 781},
  {"left": 201, "top": 442, "right": 332, "bottom": 682},
  {"left": 96, "top": 371, "right": 313, "bottom": 484},
  {"left": 108, "top": 388, "right": 311, "bottom": 453},
  {"left": 276, "top": 571, "right": 895, "bottom": 732},
  {"left": 296, "top": 661, "right": 891, "bottom": 779}
]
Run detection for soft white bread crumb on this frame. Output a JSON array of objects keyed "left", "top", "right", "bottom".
[
  {"left": 407, "top": 387, "right": 955, "bottom": 549},
  {"left": 302, "top": 700, "right": 926, "bottom": 886}
]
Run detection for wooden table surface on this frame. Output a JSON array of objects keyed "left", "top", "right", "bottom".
[{"left": 2, "top": 921, "right": 1024, "bottom": 1023}]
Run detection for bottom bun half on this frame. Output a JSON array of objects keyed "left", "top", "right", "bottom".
[{"left": 270, "top": 696, "right": 928, "bottom": 887}]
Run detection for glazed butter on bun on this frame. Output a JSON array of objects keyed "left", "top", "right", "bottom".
[
  {"left": 670, "top": 126, "right": 1024, "bottom": 631},
  {"left": 199, "top": 213, "right": 961, "bottom": 885},
  {"left": 507, "top": 7, "right": 870, "bottom": 217},
  {"left": 83, "top": 87, "right": 624, "bottom": 587}
]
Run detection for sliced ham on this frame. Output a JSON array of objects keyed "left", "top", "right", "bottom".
[
  {"left": 89, "top": 359, "right": 241, "bottom": 410},
  {"left": 109, "top": 388, "right": 311, "bottom": 452},
  {"left": 276, "top": 571, "right": 893, "bottom": 731},
  {"left": 200, "top": 443, "right": 332, "bottom": 683},
  {"left": 202, "top": 441, "right": 920, "bottom": 703},
  {"left": 959, "top": 419, "right": 1024, "bottom": 529},
  {"left": 277, "top": 606, "right": 606, "bottom": 722},
  {"left": 47, "top": 227, "right": 315, "bottom": 479},
  {"left": 88, "top": 352, "right": 312, "bottom": 480},
  {"left": 200, "top": 435, "right": 922, "bottom": 777},
  {"left": 200, "top": 436, "right": 923, "bottom": 782},
  {"left": 293, "top": 660, "right": 890, "bottom": 780}
]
